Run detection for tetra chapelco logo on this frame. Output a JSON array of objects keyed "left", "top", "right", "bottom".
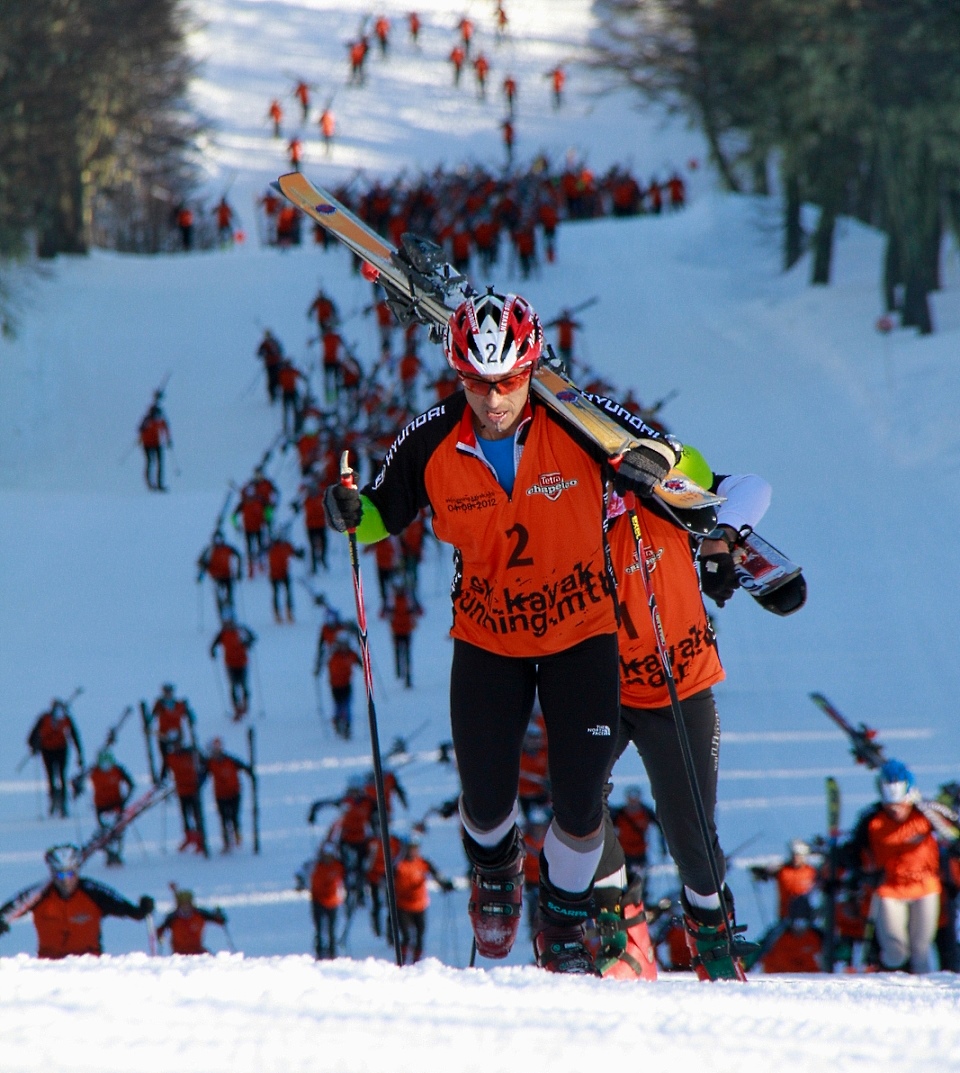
[
  {"left": 662, "top": 476, "right": 688, "bottom": 493},
  {"left": 315, "top": 203, "right": 336, "bottom": 214},
  {"left": 557, "top": 389, "right": 578, "bottom": 403},
  {"left": 526, "top": 471, "right": 578, "bottom": 501}
]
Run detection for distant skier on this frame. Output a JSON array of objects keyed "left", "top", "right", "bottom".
[
  {"left": 150, "top": 682, "right": 197, "bottom": 757},
  {"left": 257, "top": 328, "right": 284, "bottom": 402},
  {"left": 449, "top": 44, "right": 465, "bottom": 86},
  {"left": 268, "top": 98, "right": 283, "bottom": 137},
  {"left": 326, "top": 638, "right": 361, "bottom": 740},
  {"left": 393, "top": 839, "right": 454, "bottom": 964},
  {"left": 214, "top": 196, "right": 235, "bottom": 245},
  {"left": 388, "top": 583, "right": 420, "bottom": 688},
  {"left": 158, "top": 887, "right": 228, "bottom": 954},
  {"left": 287, "top": 136, "right": 303, "bottom": 172},
  {"left": 2, "top": 844, "right": 153, "bottom": 958},
  {"left": 374, "top": 14, "right": 390, "bottom": 56},
  {"left": 319, "top": 106, "right": 336, "bottom": 156},
  {"left": 138, "top": 401, "right": 172, "bottom": 492},
  {"left": 205, "top": 738, "right": 253, "bottom": 853},
  {"left": 88, "top": 751, "right": 135, "bottom": 866},
  {"left": 210, "top": 616, "right": 257, "bottom": 721},
  {"left": 473, "top": 53, "right": 490, "bottom": 99},
  {"left": 297, "top": 845, "right": 345, "bottom": 959},
  {"left": 197, "top": 529, "right": 243, "bottom": 620},
  {"left": 267, "top": 531, "right": 305, "bottom": 623},
  {"left": 750, "top": 839, "right": 818, "bottom": 921},
  {"left": 27, "top": 700, "right": 84, "bottom": 818},
  {"left": 548, "top": 65, "right": 565, "bottom": 108},
  {"left": 160, "top": 743, "right": 208, "bottom": 855},
  {"left": 293, "top": 80, "right": 311, "bottom": 122}
]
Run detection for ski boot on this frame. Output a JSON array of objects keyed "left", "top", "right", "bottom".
[
  {"left": 591, "top": 882, "right": 657, "bottom": 980},
  {"left": 681, "top": 888, "right": 757, "bottom": 981},
  {"left": 465, "top": 826, "right": 525, "bottom": 959},
  {"left": 533, "top": 867, "right": 600, "bottom": 976}
]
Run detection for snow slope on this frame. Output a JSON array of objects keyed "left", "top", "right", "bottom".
[{"left": 2, "top": 1, "right": 960, "bottom": 1070}]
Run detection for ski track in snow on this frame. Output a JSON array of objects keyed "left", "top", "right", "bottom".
[{"left": 2, "top": 1, "right": 960, "bottom": 1069}]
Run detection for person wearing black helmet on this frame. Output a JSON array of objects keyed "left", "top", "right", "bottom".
[{"left": 324, "top": 289, "right": 678, "bottom": 974}]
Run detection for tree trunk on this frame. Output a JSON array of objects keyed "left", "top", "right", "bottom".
[
  {"left": 811, "top": 205, "right": 835, "bottom": 285},
  {"left": 784, "top": 174, "right": 804, "bottom": 271},
  {"left": 883, "top": 233, "right": 901, "bottom": 313},
  {"left": 37, "top": 161, "right": 88, "bottom": 258},
  {"left": 901, "top": 268, "right": 933, "bottom": 334}
]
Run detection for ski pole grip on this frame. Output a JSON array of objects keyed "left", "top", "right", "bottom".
[{"left": 339, "top": 450, "right": 355, "bottom": 489}]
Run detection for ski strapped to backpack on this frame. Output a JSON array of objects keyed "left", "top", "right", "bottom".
[
  {"left": 273, "top": 171, "right": 721, "bottom": 533},
  {"left": 810, "top": 692, "right": 959, "bottom": 840}
]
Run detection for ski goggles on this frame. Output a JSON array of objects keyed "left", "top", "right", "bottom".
[
  {"left": 54, "top": 870, "right": 77, "bottom": 882},
  {"left": 457, "top": 369, "right": 531, "bottom": 396}
]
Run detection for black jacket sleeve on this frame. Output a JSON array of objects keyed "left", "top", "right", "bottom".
[{"left": 82, "top": 879, "right": 147, "bottom": 920}]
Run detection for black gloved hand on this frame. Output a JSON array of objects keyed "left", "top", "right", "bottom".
[
  {"left": 698, "top": 551, "right": 739, "bottom": 607},
  {"left": 139, "top": 895, "right": 155, "bottom": 918},
  {"left": 613, "top": 442, "right": 675, "bottom": 498},
  {"left": 323, "top": 482, "right": 363, "bottom": 532},
  {"left": 0, "top": 916, "right": 10, "bottom": 937}
]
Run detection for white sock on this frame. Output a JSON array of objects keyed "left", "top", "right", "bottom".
[
  {"left": 542, "top": 822, "right": 604, "bottom": 894},
  {"left": 459, "top": 797, "right": 518, "bottom": 848},
  {"left": 684, "top": 885, "right": 721, "bottom": 911}
]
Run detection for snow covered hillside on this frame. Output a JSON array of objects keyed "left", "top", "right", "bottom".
[{"left": 1, "top": 1, "right": 960, "bottom": 1070}]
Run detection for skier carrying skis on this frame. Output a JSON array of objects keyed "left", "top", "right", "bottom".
[
  {"left": 27, "top": 699, "right": 85, "bottom": 818},
  {"left": 89, "top": 751, "right": 135, "bottom": 866},
  {"left": 589, "top": 443, "right": 771, "bottom": 980},
  {"left": 206, "top": 737, "right": 253, "bottom": 853},
  {"left": 839, "top": 759, "right": 943, "bottom": 974},
  {"left": 323, "top": 289, "right": 677, "bottom": 974},
  {"left": 138, "top": 402, "right": 172, "bottom": 492},
  {"left": 0, "top": 844, "right": 153, "bottom": 958},
  {"left": 157, "top": 887, "right": 227, "bottom": 954}
]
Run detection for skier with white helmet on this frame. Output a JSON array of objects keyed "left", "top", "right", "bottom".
[{"left": 324, "top": 288, "right": 678, "bottom": 973}]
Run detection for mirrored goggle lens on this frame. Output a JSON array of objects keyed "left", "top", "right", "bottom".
[{"left": 458, "top": 370, "right": 529, "bottom": 396}]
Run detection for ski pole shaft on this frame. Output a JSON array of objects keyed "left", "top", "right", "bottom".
[
  {"left": 15, "top": 750, "right": 33, "bottom": 774},
  {"left": 622, "top": 494, "right": 739, "bottom": 967},
  {"left": 340, "top": 450, "right": 403, "bottom": 967}
]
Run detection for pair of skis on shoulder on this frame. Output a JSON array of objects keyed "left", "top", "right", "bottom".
[
  {"left": 811, "top": 692, "right": 959, "bottom": 841},
  {"left": 274, "top": 171, "right": 805, "bottom": 615}
]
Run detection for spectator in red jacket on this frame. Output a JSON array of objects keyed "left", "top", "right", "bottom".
[
  {"left": 210, "top": 618, "right": 257, "bottom": 720},
  {"left": 138, "top": 404, "right": 172, "bottom": 492},
  {"left": 158, "top": 887, "right": 227, "bottom": 954},
  {"left": 267, "top": 532, "right": 305, "bottom": 623},
  {"left": 27, "top": 699, "right": 85, "bottom": 818},
  {"left": 205, "top": 738, "right": 253, "bottom": 853}
]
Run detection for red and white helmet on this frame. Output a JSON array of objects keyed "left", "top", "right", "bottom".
[{"left": 444, "top": 290, "right": 543, "bottom": 377}]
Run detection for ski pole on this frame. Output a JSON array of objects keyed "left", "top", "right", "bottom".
[
  {"left": 339, "top": 449, "right": 403, "bottom": 967},
  {"left": 622, "top": 492, "right": 741, "bottom": 973}
]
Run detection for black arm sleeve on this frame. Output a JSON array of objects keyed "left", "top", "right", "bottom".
[
  {"left": 82, "top": 879, "right": 146, "bottom": 920},
  {"left": 362, "top": 397, "right": 464, "bottom": 535}
]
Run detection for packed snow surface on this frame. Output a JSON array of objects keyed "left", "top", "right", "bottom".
[{"left": 2, "top": 1, "right": 960, "bottom": 1071}]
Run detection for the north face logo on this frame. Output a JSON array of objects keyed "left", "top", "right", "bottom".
[{"left": 526, "top": 471, "right": 578, "bottom": 501}]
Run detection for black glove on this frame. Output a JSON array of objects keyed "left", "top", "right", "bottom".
[
  {"left": 613, "top": 443, "right": 675, "bottom": 498},
  {"left": 214, "top": 909, "right": 227, "bottom": 925},
  {"left": 698, "top": 551, "right": 739, "bottom": 607},
  {"left": 324, "top": 483, "right": 363, "bottom": 532},
  {"left": 440, "top": 878, "right": 455, "bottom": 893},
  {"left": 139, "top": 895, "right": 155, "bottom": 918},
  {"left": 0, "top": 916, "right": 10, "bottom": 937},
  {"left": 749, "top": 866, "right": 768, "bottom": 882}
]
